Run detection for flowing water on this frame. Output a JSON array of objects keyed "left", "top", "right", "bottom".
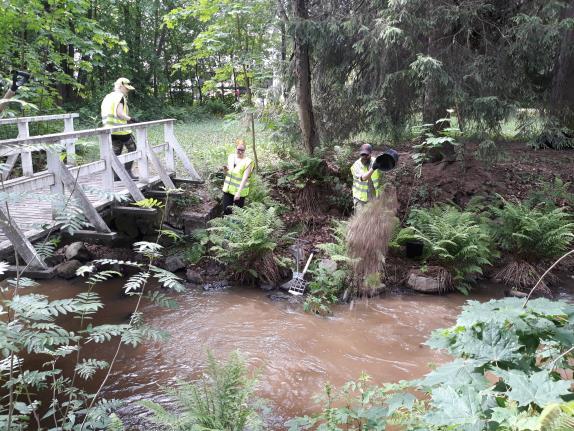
[{"left": 22, "top": 278, "right": 574, "bottom": 429}]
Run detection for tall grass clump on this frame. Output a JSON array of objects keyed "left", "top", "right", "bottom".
[
  {"left": 491, "top": 198, "right": 574, "bottom": 293},
  {"left": 397, "top": 205, "right": 493, "bottom": 294},
  {"left": 208, "top": 203, "right": 288, "bottom": 284},
  {"left": 142, "top": 351, "right": 264, "bottom": 431}
]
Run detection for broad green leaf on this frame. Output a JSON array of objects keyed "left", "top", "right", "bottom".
[
  {"left": 426, "top": 385, "right": 487, "bottom": 431},
  {"left": 495, "top": 369, "right": 572, "bottom": 407},
  {"left": 419, "top": 359, "right": 489, "bottom": 389},
  {"left": 453, "top": 325, "right": 523, "bottom": 362}
]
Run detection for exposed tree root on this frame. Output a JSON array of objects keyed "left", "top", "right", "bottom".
[{"left": 495, "top": 260, "right": 551, "bottom": 295}]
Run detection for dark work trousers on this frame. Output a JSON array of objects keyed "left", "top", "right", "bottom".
[
  {"left": 222, "top": 192, "right": 245, "bottom": 215},
  {"left": 112, "top": 134, "right": 137, "bottom": 173}
]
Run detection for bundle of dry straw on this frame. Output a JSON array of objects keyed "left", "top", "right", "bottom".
[{"left": 347, "top": 185, "right": 399, "bottom": 295}]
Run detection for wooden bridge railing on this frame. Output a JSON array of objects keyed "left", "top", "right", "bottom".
[
  {"left": 0, "top": 115, "right": 201, "bottom": 269},
  {"left": 0, "top": 113, "right": 79, "bottom": 179}
]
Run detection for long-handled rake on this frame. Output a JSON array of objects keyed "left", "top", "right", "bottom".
[{"left": 288, "top": 252, "right": 314, "bottom": 296}]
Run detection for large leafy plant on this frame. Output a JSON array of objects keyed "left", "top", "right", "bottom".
[
  {"left": 419, "top": 297, "right": 574, "bottom": 430},
  {"left": 397, "top": 205, "right": 494, "bottom": 293},
  {"left": 289, "top": 297, "right": 574, "bottom": 430},
  {"left": 208, "top": 203, "right": 288, "bottom": 284}
]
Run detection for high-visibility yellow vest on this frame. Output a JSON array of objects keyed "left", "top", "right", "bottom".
[
  {"left": 101, "top": 91, "right": 131, "bottom": 136},
  {"left": 351, "top": 158, "right": 381, "bottom": 202},
  {"left": 222, "top": 154, "right": 254, "bottom": 197}
]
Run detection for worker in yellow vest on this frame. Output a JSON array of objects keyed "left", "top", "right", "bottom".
[
  {"left": 350, "top": 143, "right": 381, "bottom": 212},
  {"left": 101, "top": 78, "right": 138, "bottom": 179},
  {"left": 221, "top": 140, "right": 254, "bottom": 215}
]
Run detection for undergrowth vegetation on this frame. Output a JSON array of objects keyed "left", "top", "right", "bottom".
[
  {"left": 396, "top": 205, "right": 494, "bottom": 294},
  {"left": 490, "top": 197, "right": 574, "bottom": 292},
  {"left": 304, "top": 221, "right": 353, "bottom": 315},
  {"left": 207, "top": 203, "right": 289, "bottom": 284},
  {"left": 142, "top": 351, "right": 265, "bottom": 431},
  {"left": 0, "top": 193, "right": 185, "bottom": 430}
]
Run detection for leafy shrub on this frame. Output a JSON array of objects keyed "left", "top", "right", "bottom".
[
  {"left": 182, "top": 229, "right": 209, "bottom": 265},
  {"left": 142, "top": 351, "right": 264, "bottom": 431},
  {"left": 475, "top": 139, "right": 506, "bottom": 165},
  {"left": 526, "top": 177, "right": 574, "bottom": 210},
  {"left": 397, "top": 205, "right": 494, "bottom": 293},
  {"left": 204, "top": 99, "right": 233, "bottom": 116},
  {"left": 289, "top": 297, "right": 574, "bottom": 430},
  {"left": 491, "top": 198, "right": 574, "bottom": 262},
  {"left": 412, "top": 120, "right": 461, "bottom": 168},
  {"left": 207, "top": 203, "right": 288, "bottom": 283},
  {"left": 277, "top": 154, "right": 327, "bottom": 189},
  {"left": 304, "top": 221, "right": 353, "bottom": 314},
  {"left": 248, "top": 174, "right": 281, "bottom": 209},
  {"left": 261, "top": 104, "right": 301, "bottom": 147},
  {"left": 529, "top": 123, "right": 574, "bottom": 150}
]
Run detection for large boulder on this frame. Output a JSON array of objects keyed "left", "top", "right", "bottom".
[
  {"left": 185, "top": 269, "right": 203, "bottom": 285},
  {"left": 318, "top": 258, "right": 337, "bottom": 273},
  {"left": 406, "top": 271, "right": 441, "bottom": 293},
  {"left": 55, "top": 260, "right": 83, "bottom": 279},
  {"left": 164, "top": 255, "right": 186, "bottom": 273},
  {"left": 65, "top": 242, "right": 92, "bottom": 262}
]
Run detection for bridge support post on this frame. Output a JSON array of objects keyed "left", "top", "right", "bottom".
[
  {"left": 58, "top": 160, "right": 112, "bottom": 233},
  {"left": 135, "top": 129, "right": 150, "bottom": 184},
  {"left": 99, "top": 133, "right": 114, "bottom": 192},
  {"left": 0, "top": 206, "right": 47, "bottom": 269}
]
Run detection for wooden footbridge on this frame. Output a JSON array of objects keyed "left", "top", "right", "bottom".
[{"left": 0, "top": 114, "right": 201, "bottom": 269}]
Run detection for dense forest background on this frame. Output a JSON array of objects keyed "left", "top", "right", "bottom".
[{"left": 1, "top": 0, "right": 573, "bottom": 151}]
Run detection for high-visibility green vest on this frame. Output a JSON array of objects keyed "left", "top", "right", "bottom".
[
  {"left": 351, "top": 158, "right": 381, "bottom": 202},
  {"left": 101, "top": 91, "right": 131, "bottom": 136},
  {"left": 222, "top": 154, "right": 254, "bottom": 197}
]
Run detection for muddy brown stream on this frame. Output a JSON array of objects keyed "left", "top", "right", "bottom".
[{"left": 25, "top": 278, "right": 574, "bottom": 429}]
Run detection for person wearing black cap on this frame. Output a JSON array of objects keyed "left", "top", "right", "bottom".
[{"left": 350, "top": 143, "right": 381, "bottom": 212}]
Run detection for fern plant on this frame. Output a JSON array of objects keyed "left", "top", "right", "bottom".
[
  {"left": 142, "top": 351, "right": 264, "bottom": 431},
  {"left": 490, "top": 198, "right": 574, "bottom": 262},
  {"left": 490, "top": 198, "right": 574, "bottom": 292},
  {"left": 304, "top": 221, "right": 354, "bottom": 314},
  {"left": 397, "top": 205, "right": 494, "bottom": 293},
  {"left": 208, "top": 203, "right": 289, "bottom": 283}
]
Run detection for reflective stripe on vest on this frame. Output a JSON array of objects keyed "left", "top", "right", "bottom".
[
  {"left": 351, "top": 158, "right": 380, "bottom": 202},
  {"left": 222, "top": 154, "right": 253, "bottom": 197},
  {"left": 101, "top": 91, "right": 131, "bottom": 136}
]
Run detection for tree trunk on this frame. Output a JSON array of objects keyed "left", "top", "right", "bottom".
[
  {"left": 292, "top": 0, "right": 318, "bottom": 155},
  {"left": 422, "top": 36, "right": 448, "bottom": 126},
  {"left": 550, "top": 3, "right": 574, "bottom": 128}
]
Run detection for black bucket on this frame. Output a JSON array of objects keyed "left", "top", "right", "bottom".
[
  {"left": 375, "top": 149, "right": 399, "bottom": 171},
  {"left": 405, "top": 240, "right": 424, "bottom": 259}
]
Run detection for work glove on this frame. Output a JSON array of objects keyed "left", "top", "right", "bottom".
[
  {"left": 127, "top": 117, "right": 138, "bottom": 124},
  {"left": 11, "top": 71, "right": 31, "bottom": 92}
]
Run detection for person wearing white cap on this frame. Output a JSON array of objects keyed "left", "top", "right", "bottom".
[{"left": 100, "top": 78, "right": 138, "bottom": 179}]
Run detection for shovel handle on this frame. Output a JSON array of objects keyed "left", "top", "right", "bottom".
[{"left": 301, "top": 253, "right": 314, "bottom": 275}]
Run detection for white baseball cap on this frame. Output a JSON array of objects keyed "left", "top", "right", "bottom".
[{"left": 114, "top": 77, "right": 135, "bottom": 91}]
